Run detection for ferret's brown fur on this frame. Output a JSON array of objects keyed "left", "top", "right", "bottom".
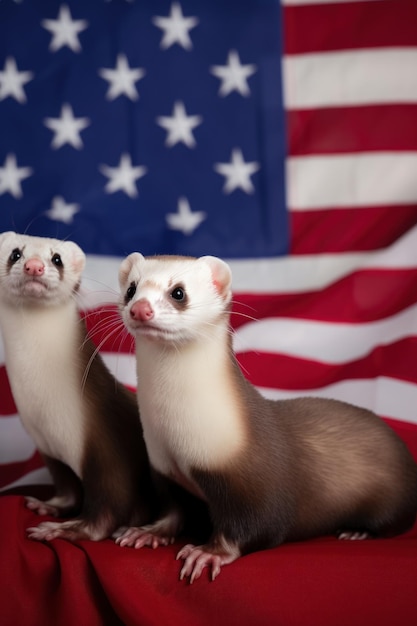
[
  {"left": 0, "top": 232, "right": 153, "bottom": 542},
  {"left": 117, "top": 253, "right": 417, "bottom": 581},
  {"left": 32, "top": 325, "right": 154, "bottom": 541}
]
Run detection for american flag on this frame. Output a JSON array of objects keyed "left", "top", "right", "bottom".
[{"left": 1, "top": 0, "right": 417, "bottom": 491}]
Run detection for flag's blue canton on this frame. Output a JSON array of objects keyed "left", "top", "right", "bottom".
[{"left": 0, "top": 0, "right": 287, "bottom": 259}]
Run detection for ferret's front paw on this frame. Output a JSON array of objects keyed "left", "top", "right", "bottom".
[
  {"left": 176, "top": 542, "right": 240, "bottom": 583},
  {"left": 25, "top": 493, "right": 78, "bottom": 518},
  {"left": 27, "top": 521, "right": 68, "bottom": 541},
  {"left": 115, "top": 526, "right": 175, "bottom": 549},
  {"left": 25, "top": 496, "right": 61, "bottom": 517},
  {"left": 115, "top": 511, "right": 183, "bottom": 549},
  {"left": 27, "top": 519, "right": 106, "bottom": 542}
]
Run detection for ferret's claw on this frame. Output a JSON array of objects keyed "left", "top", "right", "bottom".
[
  {"left": 115, "top": 512, "right": 182, "bottom": 549},
  {"left": 177, "top": 544, "right": 224, "bottom": 583},
  {"left": 27, "top": 521, "right": 67, "bottom": 541},
  {"left": 112, "top": 526, "right": 127, "bottom": 539},
  {"left": 134, "top": 532, "right": 172, "bottom": 549},
  {"left": 337, "top": 530, "right": 370, "bottom": 541},
  {"left": 115, "top": 527, "right": 174, "bottom": 549},
  {"left": 26, "top": 519, "right": 105, "bottom": 542}
]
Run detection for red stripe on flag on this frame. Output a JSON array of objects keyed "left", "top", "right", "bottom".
[
  {"left": 231, "top": 268, "right": 417, "bottom": 327},
  {"left": 290, "top": 206, "right": 417, "bottom": 255},
  {"left": 284, "top": 0, "right": 417, "bottom": 55},
  {"left": 288, "top": 106, "right": 417, "bottom": 156},
  {"left": 82, "top": 307, "right": 134, "bottom": 355},
  {"left": 0, "top": 450, "right": 44, "bottom": 490},
  {"left": 0, "top": 367, "right": 16, "bottom": 416},
  {"left": 237, "top": 338, "right": 417, "bottom": 391}
]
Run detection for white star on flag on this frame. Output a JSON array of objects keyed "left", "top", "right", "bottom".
[
  {"left": 98, "top": 54, "right": 146, "bottom": 101},
  {"left": 44, "top": 104, "right": 91, "bottom": 150},
  {"left": 0, "top": 57, "right": 34, "bottom": 104},
  {"left": 45, "top": 196, "right": 80, "bottom": 224},
  {"left": 0, "top": 153, "right": 33, "bottom": 198},
  {"left": 153, "top": 2, "right": 198, "bottom": 51},
  {"left": 156, "top": 101, "right": 202, "bottom": 148},
  {"left": 210, "top": 50, "right": 257, "bottom": 97},
  {"left": 166, "top": 197, "right": 206, "bottom": 235},
  {"left": 214, "top": 148, "right": 260, "bottom": 194},
  {"left": 99, "top": 153, "right": 147, "bottom": 198},
  {"left": 41, "top": 4, "right": 89, "bottom": 53}
]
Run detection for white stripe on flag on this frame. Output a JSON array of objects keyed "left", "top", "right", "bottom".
[
  {"left": 283, "top": 48, "right": 417, "bottom": 108},
  {"left": 233, "top": 302, "right": 417, "bottom": 363},
  {"left": 287, "top": 152, "right": 417, "bottom": 211},
  {"left": 101, "top": 352, "right": 138, "bottom": 389},
  {"left": 0, "top": 467, "right": 52, "bottom": 492},
  {"left": 0, "top": 415, "right": 36, "bottom": 463}
]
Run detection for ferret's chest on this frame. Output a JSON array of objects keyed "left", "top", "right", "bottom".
[
  {"left": 136, "top": 343, "right": 246, "bottom": 488},
  {"left": 1, "top": 307, "right": 86, "bottom": 475}
]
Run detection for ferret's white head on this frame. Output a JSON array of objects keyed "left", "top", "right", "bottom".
[
  {"left": 119, "top": 253, "right": 232, "bottom": 344},
  {"left": 0, "top": 231, "right": 85, "bottom": 307}
]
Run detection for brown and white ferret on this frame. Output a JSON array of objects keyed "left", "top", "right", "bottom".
[
  {"left": 117, "top": 252, "right": 417, "bottom": 582},
  {"left": 0, "top": 232, "right": 153, "bottom": 542}
]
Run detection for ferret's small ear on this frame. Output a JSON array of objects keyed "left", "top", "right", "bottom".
[
  {"left": 0, "top": 231, "right": 15, "bottom": 251},
  {"left": 67, "top": 242, "right": 85, "bottom": 274},
  {"left": 119, "top": 252, "right": 144, "bottom": 287},
  {"left": 199, "top": 255, "right": 232, "bottom": 299}
]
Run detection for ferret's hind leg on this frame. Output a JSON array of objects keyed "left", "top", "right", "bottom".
[
  {"left": 26, "top": 500, "right": 143, "bottom": 542},
  {"left": 26, "top": 457, "right": 142, "bottom": 542},
  {"left": 25, "top": 494, "right": 79, "bottom": 518},
  {"left": 177, "top": 535, "right": 241, "bottom": 583},
  {"left": 115, "top": 508, "right": 184, "bottom": 549},
  {"left": 25, "top": 456, "right": 82, "bottom": 518},
  {"left": 27, "top": 518, "right": 110, "bottom": 542}
]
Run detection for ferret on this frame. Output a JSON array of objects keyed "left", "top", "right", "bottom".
[
  {"left": 116, "top": 252, "right": 417, "bottom": 583},
  {"left": 0, "top": 232, "right": 153, "bottom": 542}
]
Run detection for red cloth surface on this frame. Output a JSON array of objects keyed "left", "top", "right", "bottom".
[{"left": 1, "top": 419, "right": 417, "bottom": 626}]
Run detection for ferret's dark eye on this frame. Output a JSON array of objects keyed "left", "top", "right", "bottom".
[
  {"left": 51, "top": 253, "right": 63, "bottom": 267},
  {"left": 171, "top": 286, "right": 185, "bottom": 301},
  {"left": 125, "top": 282, "right": 137, "bottom": 303},
  {"left": 9, "top": 248, "right": 22, "bottom": 264}
]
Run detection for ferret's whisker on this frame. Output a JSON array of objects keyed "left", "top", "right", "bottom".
[
  {"left": 82, "top": 313, "right": 122, "bottom": 344},
  {"left": 82, "top": 275, "right": 119, "bottom": 296},
  {"left": 230, "top": 299, "right": 258, "bottom": 313},
  {"left": 230, "top": 310, "right": 258, "bottom": 323},
  {"left": 80, "top": 322, "right": 127, "bottom": 392},
  {"left": 82, "top": 319, "right": 126, "bottom": 358},
  {"left": 80, "top": 306, "right": 121, "bottom": 334},
  {"left": 80, "top": 303, "right": 119, "bottom": 319}
]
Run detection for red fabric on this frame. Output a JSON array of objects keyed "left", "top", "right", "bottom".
[{"left": 1, "top": 420, "right": 417, "bottom": 626}]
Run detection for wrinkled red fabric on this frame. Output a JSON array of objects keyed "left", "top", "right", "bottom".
[{"left": 1, "top": 419, "right": 417, "bottom": 626}]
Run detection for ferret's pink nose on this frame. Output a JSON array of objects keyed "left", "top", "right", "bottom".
[
  {"left": 24, "top": 258, "right": 45, "bottom": 276},
  {"left": 130, "top": 299, "right": 154, "bottom": 322}
]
